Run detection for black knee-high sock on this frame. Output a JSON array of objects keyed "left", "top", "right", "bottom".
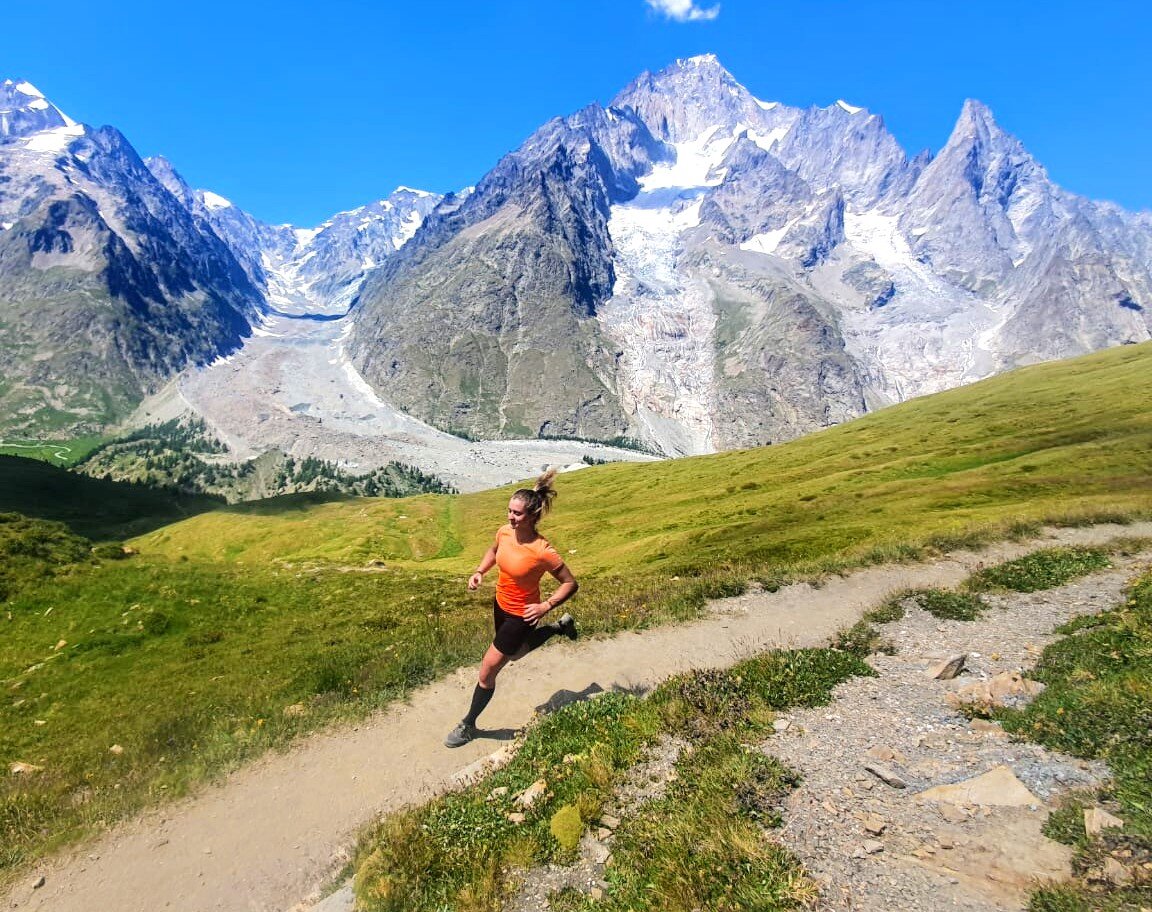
[
  {"left": 523, "top": 623, "right": 559, "bottom": 653},
  {"left": 463, "top": 683, "right": 495, "bottom": 725}
]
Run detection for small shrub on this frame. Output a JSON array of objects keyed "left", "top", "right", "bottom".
[
  {"left": 185, "top": 630, "right": 224, "bottom": 647},
  {"left": 91, "top": 542, "right": 131, "bottom": 560},
  {"left": 832, "top": 620, "right": 893, "bottom": 657},
  {"left": 141, "top": 610, "right": 171, "bottom": 635},
  {"left": 1041, "top": 797, "right": 1091, "bottom": 848},
  {"left": 549, "top": 804, "right": 583, "bottom": 852},
  {"left": 864, "top": 597, "right": 907, "bottom": 624}
]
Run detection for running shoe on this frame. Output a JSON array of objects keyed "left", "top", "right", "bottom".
[
  {"left": 556, "top": 613, "right": 578, "bottom": 641},
  {"left": 444, "top": 720, "right": 478, "bottom": 748}
]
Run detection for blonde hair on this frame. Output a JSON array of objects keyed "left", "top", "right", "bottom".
[{"left": 512, "top": 468, "right": 558, "bottom": 519}]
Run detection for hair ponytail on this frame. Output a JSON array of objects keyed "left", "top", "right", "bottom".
[{"left": 513, "top": 467, "right": 558, "bottom": 519}]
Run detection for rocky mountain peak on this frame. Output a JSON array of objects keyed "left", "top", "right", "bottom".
[
  {"left": 612, "top": 55, "right": 772, "bottom": 143},
  {"left": 0, "top": 79, "right": 80, "bottom": 141},
  {"left": 923, "top": 98, "right": 1047, "bottom": 206},
  {"left": 952, "top": 98, "right": 1001, "bottom": 141},
  {"left": 144, "top": 154, "right": 196, "bottom": 206}
]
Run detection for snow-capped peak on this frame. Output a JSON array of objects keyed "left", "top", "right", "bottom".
[
  {"left": 12, "top": 80, "right": 45, "bottom": 98},
  {"left": 394, "top": 185, "right": 435, "bottom": 197},
  {"left": 676, "top": 53, "right": 723, "bottom": 69},
  {"left": 1, "top": 78, "right": 79, "bottom": 137},
  {"left": 202, "top": 190, "right": 233, "bottom": 210}
]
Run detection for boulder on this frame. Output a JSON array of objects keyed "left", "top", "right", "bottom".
[
  {"left": 917, "top": 766, "right": 1038, "bottom": 807},
  {"left": 1084, "top": 807, "right": 1124, "bottom": 836},
  {"left": 514, "top": 779, "right": 549, "bottom": 809},
  {"left": 928, "top": 654, "right": 967, "bottom": 680},
  {"left": 948, "top": 672, "right": 1044, "bottom": 709}
]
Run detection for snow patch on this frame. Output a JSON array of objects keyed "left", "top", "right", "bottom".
[
  {"left": 340, "top": 357, "right": 391, "bottom": 410},
  {"left": 15, "top": 82, "right": 44, "bottom": 98},
  {"left": 394, "top": 186, "right": 434, "bottom": 197},
  {"left": 27, "top": 98, "right": 49, "bottom": 111},
  {"left": 395, "top": 209, "right": 423, "bottom": 247},
  {"left": 293, "top": 227, "right": 320, "bottom": 247},
  {"left": 836, "top": 100, "right": 863, "bottom": 114},
  {"left": 745, "top": 126, "right": 789, "bottom": 153},
  {"left": 202, "top": 191, "right": 232, "bottom": 210},
  {"left": 740, "top": 223, "right": 793, "bottom": 256},
  {"left": 23, "top": 123, "right": 85, "bottom": 152},
  {"left": 639, "top": 125, "right": 737, "bottom": 191},
  {"left": 754, "top": 98, "right": 779, "bottom": 111},
  {"left": 841, "top": 210, "right": 1005, "bottom": 401}
]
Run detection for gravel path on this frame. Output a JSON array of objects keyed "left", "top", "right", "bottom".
[
  {"left": 765, "top": 559, "right": 1147, "bottom": 911},
  {"left": 4, "top": 523, "right": 1148, "bottom": 912}
]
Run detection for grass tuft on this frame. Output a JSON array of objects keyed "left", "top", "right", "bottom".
[
  {"left": 574, "top": 738, "right": 817, "bottom": 912},
  {"left": 908, "top": 588, "right": 989, "bottom": 621},
  {"left": 967, "top": 547, "right": 1111, "bottom": 592}
]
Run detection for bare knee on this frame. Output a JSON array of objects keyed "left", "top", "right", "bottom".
[{"left": 478, "top": 647, "right": 508, "bottom": 688}]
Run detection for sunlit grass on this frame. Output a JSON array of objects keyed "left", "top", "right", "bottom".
[{"left": 2, "top": 342, "right": 1152, "bottom": 882}]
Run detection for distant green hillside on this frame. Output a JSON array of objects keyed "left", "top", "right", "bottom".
[
  {"left": 0, "top": 454, "right": 222, "bottom": 541},
  {"left": 143, "top": 340, "right": 1152, "bottom": 577}
]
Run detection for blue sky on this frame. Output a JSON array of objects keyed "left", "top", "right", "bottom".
[{"left": 6, "top": 0, "right": 1150, "bottom": 225}]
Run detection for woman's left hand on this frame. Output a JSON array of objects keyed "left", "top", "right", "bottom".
[{"left": 521, "top": 602, "right": 550, "bottom": 626}]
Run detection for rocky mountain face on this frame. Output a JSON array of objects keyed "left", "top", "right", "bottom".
[
  {"left": 349, "top": 55, "right": 1152, "bottom": 455},
  {"left": 0, "top": 80, "right": 262, "bottom": 436},
  {"left": 347, "top": 105, "right": 669, "bottom": 441},
  {"left": 144, "top": 157, "right": 443, "bottom": 316}
]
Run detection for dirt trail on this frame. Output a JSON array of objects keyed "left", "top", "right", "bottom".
[{"left": 7, "top": 522, "right": 1150, "bottom": 912}]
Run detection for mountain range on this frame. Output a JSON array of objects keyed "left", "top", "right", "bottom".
[{"left": 1, "top": 59, "right": 1149, "bottom": 456}]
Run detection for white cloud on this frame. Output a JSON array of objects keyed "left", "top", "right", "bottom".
[{"left": 646, "top": 0, "right": 721, "bottom": 22}]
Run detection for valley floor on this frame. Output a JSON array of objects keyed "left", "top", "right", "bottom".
[
  {"left": 5, "top": 522, "right": 1149, "bottom": 912},
  {"left": 131, "top": 311, "right": 656, "bottom": 493}
]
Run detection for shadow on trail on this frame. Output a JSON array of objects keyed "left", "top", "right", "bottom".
[
  {"left": 471, "top": 727, "right": 518, "bottom": 743},
  {"left": 534, "top": 681, "right": 650, "bottom": 716}
]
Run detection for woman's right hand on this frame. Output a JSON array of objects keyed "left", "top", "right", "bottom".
[{"left": 468, "top": 571, "right": 484, "bottom": 591}]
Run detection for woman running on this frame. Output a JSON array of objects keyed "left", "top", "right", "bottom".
[{"left": 445, "top": 469, "right": 578, "bottom": 747}]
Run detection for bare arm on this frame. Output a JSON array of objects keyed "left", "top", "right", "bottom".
[{"left": 468, "top": 539, "right": 499, "bottom": 591}]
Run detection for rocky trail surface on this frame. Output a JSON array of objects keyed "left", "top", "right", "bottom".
[
  {"left": 767, "top": 564, "right": 1140, "bottom": 911},
  {"left": 5, "top": 522, "right": 1149, "bottom": 912}
]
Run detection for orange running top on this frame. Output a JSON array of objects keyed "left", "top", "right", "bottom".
[{"left": 493, "top": 524, "right": 565, "bottom": 616}]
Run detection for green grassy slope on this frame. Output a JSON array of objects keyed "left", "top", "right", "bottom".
[
  {"left": 2, "top": 341, "right": 1152, "bottom": 882},
  {"left": 143, "top": 340, "right": 1152, "bottom": 576},
  {"left": 0, "top": 455, "right": 223, "bottom": 541}
]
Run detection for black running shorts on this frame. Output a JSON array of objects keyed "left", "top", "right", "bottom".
[{"left": 492, "top": 599, "right": 535, "bottom": 656}]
